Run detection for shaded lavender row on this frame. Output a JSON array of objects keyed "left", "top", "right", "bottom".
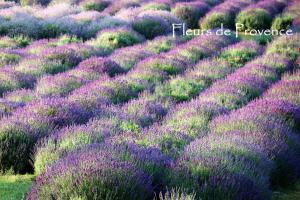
[
  {"left": 173, "top": 69, "right": 300, "bottom": 199},
  {"left": 200, "top": 0, "right": 258, "bottom": 29}
]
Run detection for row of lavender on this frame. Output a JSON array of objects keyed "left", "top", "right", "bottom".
[
  {"left": 26, "top": 34, "right": 300, "bottom": 199},
  {"left": 0, "top": 32, "right": 235, "bottom": 174}
]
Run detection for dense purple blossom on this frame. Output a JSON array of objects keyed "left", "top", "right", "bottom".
[{"left": 28, "top": 144, "right": 153, "bottom": 200}]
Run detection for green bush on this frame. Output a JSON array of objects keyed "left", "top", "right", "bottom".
[
  {"left": 20, "top": 0, "right": 50, "bottom": 6},
  {"left": 172, "top": 3, "right": 208, "bottom": 28},
  {"left": 156, "top": 77, "right": 206, "bottom": 102},
  {"left": 90, "top": 28, "right": 144, "bottom": 54},
  {"left": 132, "top": 16, "right": 169, "bottom": 39},
  {"left": 0, "top": 123, "right": 35, "bottom": 174},
  {"left": 236, "top": 9, "right": 272, "bottom": 31},
  {"left": 80, "top": 0, "right": 110, "bottom": 12},
  {"left": 142, "top": 3, "right": 170, "bottom": 11},
  {"left": 200, "top": 12, "right": 234, "bottom": 30},
  {"left": 271, "top": 14, "right": 295, "bottom": 31}
]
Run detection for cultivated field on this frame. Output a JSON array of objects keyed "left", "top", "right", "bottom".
[{"left": 0, "top": 0, "right": 299, "bottom": 199}]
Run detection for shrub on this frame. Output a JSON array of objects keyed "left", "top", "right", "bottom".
[
  {"left": 156, "top": 77, "right": 206, "bottom": 102},
  {"left": 132, "top": 15, "right": 169, "bottom": 39},
  {"left": 271, "top": 14, "right": 295, "bottom": 31},
  {"left": 77, "top": 57, "right": 124, "bottom": 77},
  {"left": 21, "top": 97, "right": 90, "bottom": 127},
  {"left": 0, "top": 68, "right": 35, "bottom": 96},
  {"left": 236, "top": 8, "right": 273, "bottom": 31},
  {"left": 36, "top": 74, "right": 86, "bottom": 97},
  {"left": 28, "top": 145, "right": 153, "bottom": 200},
  {"left": 172, "top": 2, "right": 209, "bottom": 28},
  {"left": 123, "top": 96, "right": 168, "bottom": 127},
  {"left": 38, "top": 23, "right": 66, "bottom": 39},
  {"left": 142, "top": 2, "right": 170, "bottom": 11},
  {"left": 139, "top": 56, "right": 186, "bottom": 76},
  {"left": 110, "top": 45, "right": 153, "bottom": 71},
  {"left": 80, "top": 0, "right": 110, "bottom": 12},
  {"left": 0, "top": 36, "right": 18, "bottom": 48},
  {"left": 89, "top": 28, "right": 145, "bottom": 54},
  {"left": 0, "top": 51, "right": 21, "bottom": 67},
  {"left": 20, "top": 0, "right": 51, "bottom": 6},
  {"left": 200, "top": 12, "right": 234, "bottom": 30},
  {"left": 145, "top": 36, "right": 179, "bottom": 54},
  {"left": 0, "top": 119, "right": 35, "bottom": 173},
  {"left": 4, "top": 89, "right": 36, "bottom": 103}
]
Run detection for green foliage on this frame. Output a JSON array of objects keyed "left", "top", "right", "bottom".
[
  {"left": 156, "top": 77, "right": 206, "bottom": 102},
  {"left": 0, "top": 52, "right": 21, "bottom": 67},
  {"left": 219, "top": 49, "right": 257, "bottom": 68},
  {"left": 201, "top": 12, "right": 234, "bottom": 30},
  {"left": 271, "top": 14, "right": 295, "bottom": 31},
  {"left": 145, "top": 38, "right": 176, "bottom": 54},
  {"left": 236, "top": 9, "right": 272, "bottom": 31},
  {"left": 81, "top": 0, "right": 110, "bottom": 12},
  {"left": 0, "top": 126, "right": 35, "bottom": 173},
  {"left": 55, "top": 35, "right": 80, "bottom": 46},
  {"left": 120, "top": 121, "right": 141, "bottom": 134},
  {"left": 91, "top": 29, "right": 144, "bottom": 54},
  {"left": 34, "top": 146, "right": 61, "bottom": 175},
  {"left": 39, "top": 23, "right": 66, "bottom": 39},
  {"left": 20, "top": 0, "right": 50, "bottom": 6},
  {"left": 13, "top": 35, "right": 31, "bottom": 47},
  {"left": 132, "top": 17, "right": 168, "bottom": 39},
  {"left": 142, "top": 3, "right": 170, "bottom": 11},
  {"left": 172, "top": 4, "right": 202, "bottom": 28}
]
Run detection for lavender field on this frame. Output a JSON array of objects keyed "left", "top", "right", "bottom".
[{"left": 0, "top": 0, "right": 299, "bottom": 199}]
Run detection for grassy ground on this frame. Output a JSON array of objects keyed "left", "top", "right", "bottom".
[{"left": 0, "top": 175, "right": 34, "bottom": 200}]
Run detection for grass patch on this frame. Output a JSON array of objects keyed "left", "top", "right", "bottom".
[{"left": 0, "top": 175, "right": 34, "bottom": 200}]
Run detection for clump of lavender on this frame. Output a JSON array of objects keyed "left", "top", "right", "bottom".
[
  {"left": 110, "top": 44, "right": 154, "bottom": 71},
  {"left": 88, "top": 27, "right": 145, "bottom": 54},
  {"left": 0, "top": 67, "right": 35, "bottom": 96},
  {"left": 0, "top": 49, "right": 22, "bottom": 67},
  {"left": 35, "top": 74, "right": 87, "bottom": 97},
  {"left": 77, "top": 56, "right": 124, "bottom": 76},
  {"left": 79, "top": 0, "right": 111, "bottom": 12},
  {"left": 172, "top": 2, "right": 210, "bottom": 28},
  {"left": 4, "top": 89, "right": 37, "bottom": 104},
  {"left": 28, "top": 144, "right": 153, "bottom": 200}
]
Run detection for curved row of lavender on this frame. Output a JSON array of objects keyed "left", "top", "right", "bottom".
[{"left": 27, "top": 33, "right": 300, "bottom": 199}]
